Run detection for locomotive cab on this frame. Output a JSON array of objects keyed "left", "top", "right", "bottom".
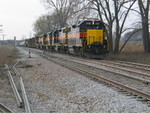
[{"left": 79, "top": 20, "right": 109, "bottom": 54}]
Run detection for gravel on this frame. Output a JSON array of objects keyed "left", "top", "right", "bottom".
[{"left": 1, "top": 47, "right": 150, "bottom": 113}]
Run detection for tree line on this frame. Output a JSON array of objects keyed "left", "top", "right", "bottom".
[{"left": 33, "top": 0, "right": 150, "bottom": 54}]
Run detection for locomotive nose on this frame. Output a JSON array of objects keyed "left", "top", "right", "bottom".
[{"left": 87, "top": 29, "right": 104, "bottom": 46}]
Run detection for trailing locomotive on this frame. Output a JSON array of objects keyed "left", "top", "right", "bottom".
[{"left": 25, "top": 20, "right": 109, "bottom": 58}]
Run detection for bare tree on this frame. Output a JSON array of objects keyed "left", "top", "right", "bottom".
[
  {"left": 67, "top": 1, "right": 91, "bottom": 25},
  {"left": 137, "top": 0, "right": 150, "bottom": 53},
  {"left": 42, "top": 0, "right": 86, "bottom": 28},
  {"left": 34, "top": 0, "right": 90, "bottom": 36},
  {"left": 113, "top": 0, "right": 136, "bottom": 54},
  {"left": 33, "top": 14, "right": 58, "bottom": 36},
  {"left": 89, "top": 0, "right": 136, "bottom": 54}
]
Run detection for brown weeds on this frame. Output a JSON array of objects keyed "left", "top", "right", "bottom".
[
  {"left": 0, "top": 46, "right": 16, "bottom": 67},
  {"left": 107, "top": 42, "right": 150, "bottom": 64}
]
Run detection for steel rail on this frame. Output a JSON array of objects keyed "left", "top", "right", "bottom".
[
  {"left": 118, "top": 61, "right": 150, "bottom": 68},
  {"left": 58, "top": 57, "right": 150, "bottom": 84},
  {"left": 13, "top": 66, "right": 21, "bottom": 77},
  {"left": 101, "top": 60, "right": 150, "bottom": 71},
  {"left": 12, "top": 61, "right": 21, "bottom": 77},
  {"left": 5, "top": 64, "right": 23, "bottom": 108},
  {"left": 0, "top": 103, "right": 13, "bottom": 113},
  {"left": 12, "top": 62, "right": 32, "bottom": 113},
  {"left": 23, "top": 46, "right": 150, "bottom": 70},
  {"left": 98, "top": 62, "right": 150, "bottom": 78},
  {"left": 30, "top": 48, "right": 150, "bottom": 83},
  {"left": 57, "top": 57, "right": 150, "bottom": 79},
  {"left": 13, "top": 60, "right": 20, "bottom": 67},
  {"left": 75, "top": 59, "right": 150, "bottom": 78},
  {"left": 20, "top": 77, "right": 32, "bottom": 113},
  {"left": 43, "top": 55, "right": 150, "bottom": 100}
]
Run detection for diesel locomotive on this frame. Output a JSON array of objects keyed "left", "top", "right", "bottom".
[{"left": 25, "top": 20, "right": 109, "bottom": 58}]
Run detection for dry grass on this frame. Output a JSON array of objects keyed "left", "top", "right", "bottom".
[
  {"left": 106, "top": 42, "right": 150, "bottom": 64},
  {"left": 0, "top": 45, "right": 16, "bottom": 67}
]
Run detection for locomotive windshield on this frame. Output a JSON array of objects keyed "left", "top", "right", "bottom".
[{"left": 79, "top": 20, "right": 105, "bottom": 32}]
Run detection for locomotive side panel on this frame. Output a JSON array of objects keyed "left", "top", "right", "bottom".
[
  {"left": 68, "top": 27, "right": 81, "bottom": 46},
  {"left": 58, "top": 28, "right": 66, "bottom": 44}
]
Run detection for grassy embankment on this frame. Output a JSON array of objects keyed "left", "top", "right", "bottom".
[
  {"left": 0, "top": 46, "right": 16, "bottom": 67},
  {"left": 106, "top": 42, "right": 150, "bottom": 64}
]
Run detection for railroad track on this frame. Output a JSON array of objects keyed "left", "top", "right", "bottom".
[
  {"left": 101, "top": 60, "right": 150, "bottom": 72},
  {"left": 0, "top": 103, "right": 13, "bottom": 113},
  {"left": 52, "top": 54, "right": 150, "bottom": 81},
  {"left": 22, "top": 47, "right": 150, "bottom": 83},
  {"left": 41, "top": 53, "right": 150, "bottom": 102},
  {"left": 118, "top": 60, "right": 150, "bottom": 68},
  {"left": 5, "top": 63, "right": 32, "bottom": 113},
  {"left": 21, "top": 47, "right": 150, "bottom": 105}
]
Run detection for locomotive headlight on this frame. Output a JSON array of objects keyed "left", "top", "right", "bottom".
[{"left": 88, "top": 45, "right": 91, "bottom": 48}]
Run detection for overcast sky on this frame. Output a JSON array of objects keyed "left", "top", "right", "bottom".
[{"left": 0, "top": 0, "right": 47, "bottom": 40}]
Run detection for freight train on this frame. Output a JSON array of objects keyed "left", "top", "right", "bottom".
[{"left": 25, "top": 20, "right": 109, "bottom": 58}]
